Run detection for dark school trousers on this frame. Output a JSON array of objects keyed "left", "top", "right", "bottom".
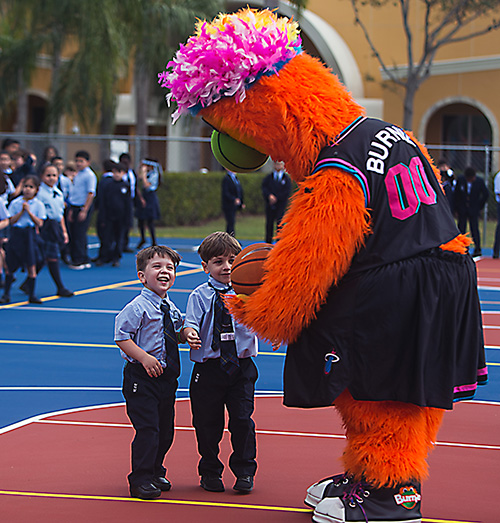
[
  {"left": 189, "top": 357, "right": 258, "bottom": 478},
  {"left": 122, "top": 362, "right": 178, "bottom": 487},
  {"left": 265, "top": 202, "right": 287, "bottom": 244},
  {"left": 67, "top": 204, "right": 93, "bottom": 265}
]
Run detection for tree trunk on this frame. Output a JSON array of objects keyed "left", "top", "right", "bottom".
[
  {"left": 99, "top": 97, "right": 116, "bottom": 163},
  {"left": 134, "top": 58, "right": 150, "bottom": 159},
  {"left": 14, "top": 70, "right": 29, "bottom": 133},
  {"left": 48, "top": 41, "right": 63, "bottom": 134},
  {"left": 402, "top": 79, "right": 418, "bottom": 131}
]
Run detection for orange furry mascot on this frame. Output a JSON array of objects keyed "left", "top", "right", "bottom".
[{"left": 160, "top": 8, "right": 487, "bottom": 522}]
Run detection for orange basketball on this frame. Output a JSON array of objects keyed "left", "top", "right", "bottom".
[{"left": 231, "top": 242, "right": 273, "bottom": 295}]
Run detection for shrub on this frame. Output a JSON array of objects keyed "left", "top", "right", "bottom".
[{"left": 156, "top": 171, "right": 267, "bottom": 225}]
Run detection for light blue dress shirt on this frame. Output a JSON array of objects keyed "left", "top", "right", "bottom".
[
  {"left": 58, "top": 174, "right": 72, "bottom": 201},
  {"left": 38, "top": 182, "right": 65, "bottom": 221},
  {"left": 184, "top": 275, "right": 258, "bottom": 363},
  {"left": 8, "top": 196, "right": 46, "bottom": 228},
  {"left": 68, "top": 166, "right": 97, "bottom": 206},
  {"left": 114, "top": 287, "right": 183, "bottom": 368},
  {"left": 0, "top": 199, "right": 9, "bottom": 220}
]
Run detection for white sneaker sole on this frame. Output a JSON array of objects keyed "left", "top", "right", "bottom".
[{"left": 305, "top": 479, "right": 335, "bottom": 508}]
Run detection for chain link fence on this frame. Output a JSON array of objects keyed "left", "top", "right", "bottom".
[
  {"left": 2, "top": 132, "right": 499, "bottom": 236},
  {"left": 0, "top": 131, "right": 215, "bottom": 174}
]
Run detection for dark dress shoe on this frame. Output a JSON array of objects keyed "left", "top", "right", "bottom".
[
  {"left": 233, "top": 475, "right": 254, "bottom": 493},
  {"left": 0, "top": 294, "right": 10, "bottom": 304},
  {"left": 129, "top": 482, "right": 161, "bottom": 499},
  {"left": 29, "top": 296, "right": 43, "bottom": 304},
  {"left": 152, "top": 476, "right": 172, "bottom": 491},
  {"left": 200, "top": 476, "right": 224, "bottom": 492},
  {"left": 57, "top": 288, "right": 74, "bottom": 297}
]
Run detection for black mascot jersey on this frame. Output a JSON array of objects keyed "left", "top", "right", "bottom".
[
  {"left": 283, "top": 117, "right": 487, "bottom": 411},
  {"left": 312, "top": 116, "right": 459, "bottom": 273}
]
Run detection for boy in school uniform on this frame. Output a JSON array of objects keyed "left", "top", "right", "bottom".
[
  {"left": 97, "top": 161, "right": 131, "bottom": 267},
  {"left": 114, "top": 245, "right": 183, "bottom": 499},
  {"left": 183, "top": 231, "right": 258, "bottom": 494}
]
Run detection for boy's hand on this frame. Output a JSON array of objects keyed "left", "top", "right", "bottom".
[
  {"left": 185, "top": 329, "right": 202, "bottom": 350},
  {"left": 141, "top": 353, "right": 163, "bottom": 378}
]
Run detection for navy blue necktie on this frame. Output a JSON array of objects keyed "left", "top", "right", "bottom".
[
  {"left": 160, "top": 301, "right": 180, "bottom": 377},
  {"left": 210, "top": 284, "right": 240, "bottom": 375}
]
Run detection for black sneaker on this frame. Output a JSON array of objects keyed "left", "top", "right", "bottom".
[
  {"left": 305, "top": 473, "right": 352, "bottom": 508},
  {"left": 29, "top": 295, "right": 43, "bottom": 304},
  {"left": 0, "top": 294, "right": 10, "bottom": 304},
  {"left": 233, "top": 475, "right": 254, "bottom": 493},
  {"left": 312, "top": 480, "right": 421, "bottom": 523},
  {"left": 200, "top": 476, "right": 224, "bottom": 492}
]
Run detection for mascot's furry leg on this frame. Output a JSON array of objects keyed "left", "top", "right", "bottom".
[{"left": 308, "top": 391, "right": 442, "bottom": 522}]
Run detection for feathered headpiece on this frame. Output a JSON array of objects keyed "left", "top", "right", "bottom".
[{"left": 158, "top": 8, "right": 302, "bottom": 122}]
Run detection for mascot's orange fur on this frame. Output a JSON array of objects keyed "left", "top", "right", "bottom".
[{"left": 161, "top": 8, "right": 486, "bottom": 522}]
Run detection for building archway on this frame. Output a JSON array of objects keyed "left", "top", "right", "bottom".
[
  {"left": 421, "top": 98, "right": 497, "bottom": 174},
  {"left": 27, "top": 92, "right": 48, "bottom": 133},
  {"left": 225, "top": 0, "right": 364, "bottom": 98}
]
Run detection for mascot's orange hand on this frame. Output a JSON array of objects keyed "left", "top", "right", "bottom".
[{"left": 223, "top": 293, "right": 248, "bottom": 321}]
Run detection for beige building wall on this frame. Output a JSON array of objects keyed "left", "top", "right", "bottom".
[{"left": 306, "top": 0, "right": 500, "bottom": 149}]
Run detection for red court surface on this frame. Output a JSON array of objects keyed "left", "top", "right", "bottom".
[
  {"left": 0, "top": 396, "right": 498, "bottom": 523},
  {"left": 0, "top": 254, "right": 498, "bottom": 523}
]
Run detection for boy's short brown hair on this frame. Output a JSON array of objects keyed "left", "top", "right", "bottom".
[
  {"left": 136, "top": 245, "right": 181, "bottom": 273},
  {"left": 197, "top": 231, "right": 241, "bottom": 262}
]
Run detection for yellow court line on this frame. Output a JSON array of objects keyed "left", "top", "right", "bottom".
[
  {"left": 0, "top": 490, "right": 310, "bottom": 513},
  {"left": 0, "top": 490, "right": 478, "bottom": 522},
  {"left": 0, "top": 268, "right": 203, "bottom": 309},
  {"left": 0, "top": 490, "right": 477, "bottom": 522}
]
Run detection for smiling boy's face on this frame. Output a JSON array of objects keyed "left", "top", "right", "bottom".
[
  {"left": 202, "top": 252, "right": 236, "bottom": 286},
  {"left": 138, "top": 253, "right": 176, "bottom": 298}
]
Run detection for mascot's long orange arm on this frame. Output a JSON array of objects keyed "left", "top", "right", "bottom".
[{"left": 228, "top": 169, "right": 369, "bottom": 344}]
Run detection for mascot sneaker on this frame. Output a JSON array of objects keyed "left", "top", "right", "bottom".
[
  {"left": 305, "top": 473, "right": 353, "bottom": 508},
  {"left": 312, "top": 481, "right": 422, "bottom": 523}
]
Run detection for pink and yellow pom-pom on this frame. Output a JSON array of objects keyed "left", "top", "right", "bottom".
[{"left": 158, "top": 8, "right": 302, "bottom": 122}]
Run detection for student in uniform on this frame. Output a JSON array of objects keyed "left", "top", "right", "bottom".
[
  {"left": 114, "top": 245, "right": 183, "bottom": 499},
  {"left": 0, "top": 175, "right": 46, "bottom": 304},
  {"left": 31, "top": 164, "right": 73, "bottom": 297},
  {"left": 183, "top": 231, "right": 258, "bottom": 494},
  {"left": 66, "top": 150, "right": 97, "bottom": 269},
  {"left": 98, "top": 161, "right": 131, "bottom": 267}
]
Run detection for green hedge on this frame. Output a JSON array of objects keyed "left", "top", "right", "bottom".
[{"left": 156, "top": 171, "right": 267, "bottom": 226}]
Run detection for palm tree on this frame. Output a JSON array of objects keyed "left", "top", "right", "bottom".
[{"left": 130, "top": 0, "right": 224, "bottom": 157}]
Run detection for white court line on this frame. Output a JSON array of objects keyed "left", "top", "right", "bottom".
[
  {"left": 2, "top": 395, "right": 498, "bottom": 446},
  {"left": 32, "top": 419, "right": 500, "bottom": 451},
  {"left": 0, "top": 395, "right": 283, "bottom": 435}
]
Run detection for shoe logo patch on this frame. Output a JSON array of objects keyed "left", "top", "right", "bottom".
[{"left": 394, "top": 486, "right": 421, "bottom": 509}]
